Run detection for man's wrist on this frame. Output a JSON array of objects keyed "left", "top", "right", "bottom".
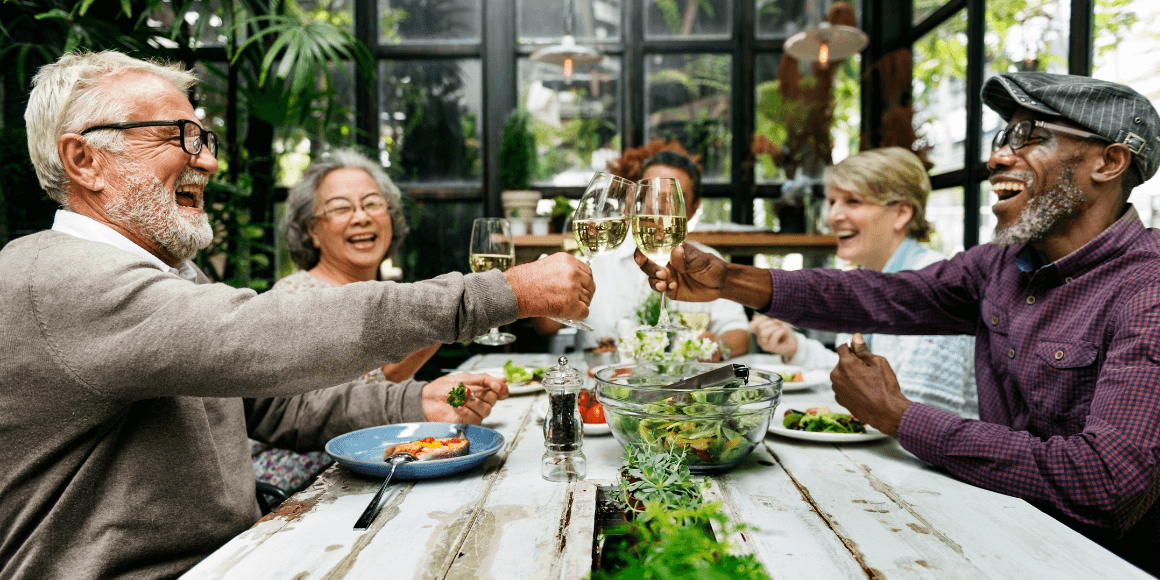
[{"left": 719, "top": 263, "right": 773, "bottom": 311}]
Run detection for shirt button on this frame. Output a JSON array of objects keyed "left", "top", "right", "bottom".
[
  {"left": 1008, "top": 349, "right": 1016, "bottom": 358},
  {"left": 1065, "top": 277, "right": 1073, "bottom": 283},
  {"left": 1054, "top": 350, "right": 1064, "bottom": 360},
  {"left": 1026, "top": 296, "right": 1036, "bottom": 305},
  {"left": 991, "top": 316, "right": 999, "bottom": 325}
]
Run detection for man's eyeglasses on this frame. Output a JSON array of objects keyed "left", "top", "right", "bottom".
[
  {"left": 992, "top": 119, "right": 1110, "bottom": 153},
  {"left": 316, "top": 194, "right": 389, "bottom": 221},
  {"left": 81, "top": 119, "right": 219, "bottom": 158}
]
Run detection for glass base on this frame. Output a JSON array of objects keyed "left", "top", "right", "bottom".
[
  {"left": 550, "top": 317, "right": 594, "bottom": 331},
  {"left": 638, "top": 323, "right": 685, "bottom": 333},
  {"left": 474, "top": 331, "right": 516, "bottom": 346},
  {"left": 542, "top": 451, "right": 586, "bottom": 482}
]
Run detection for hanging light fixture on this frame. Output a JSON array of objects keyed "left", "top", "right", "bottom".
[
  {"left": 783, "top": 2, "right": 868, "bottom": 68},
  {"left": 530, "top": 0, "right": 603, "bottom": 80}
]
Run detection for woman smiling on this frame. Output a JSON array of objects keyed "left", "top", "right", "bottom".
[
  {"left": 249, "top": 149, "right": 484, "bottom": 493},
  {"left": 751, "top": 147, "right": 978, "bottom": 419}
]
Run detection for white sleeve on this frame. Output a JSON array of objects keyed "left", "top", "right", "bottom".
[
  {"left": 784, "top": 330, "right": 839, "bottom": 370},
  {"left": 707, "top": 297, "right": 750, "bottom": 335}
]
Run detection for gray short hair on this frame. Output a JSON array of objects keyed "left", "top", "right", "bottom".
[
  {"left": 25, "top": 50, "right": 197, "bottom": 207},
  {"left": 284, "top": 149, "right": 409, "bottom": 272}
]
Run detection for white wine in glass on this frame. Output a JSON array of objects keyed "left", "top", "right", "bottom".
[
  {"left": 469, "top": 218, "right": 516, "bottom": 346},
  {"left": 548, "top": 172, "right": 635, "bottom": 332},
  {"left": 631, "top": 176, "right": 687, "bottom": 332}
]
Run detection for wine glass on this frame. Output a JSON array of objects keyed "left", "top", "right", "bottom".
[
  {"left": 469, "top": 218, "right": 517, "bottom": 346},
  {"left": 631, "top": 176, "right": 687, "bottom": 332},
  {"left": 548, "top": 172, "right": 636, "bottom": 331}
]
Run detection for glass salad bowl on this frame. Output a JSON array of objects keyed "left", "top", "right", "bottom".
[{"left": 593, "top": 362, "right": 782, "bottom": 473}]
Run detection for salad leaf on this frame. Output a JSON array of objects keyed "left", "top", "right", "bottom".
[
  {"left": 782, "top": 407, "right": 866, "bottom": 433},
  {"left": 446, "top": 382, "right": 468, "bottom": 407},
  {"left": 502, "top": 360, "right": 542, "bottom": 384}
]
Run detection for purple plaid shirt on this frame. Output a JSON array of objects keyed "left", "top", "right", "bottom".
[{"left": 764, "top": 206, "right": 1160, "bottom": 557}]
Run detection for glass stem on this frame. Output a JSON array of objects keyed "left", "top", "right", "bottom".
[{"left": 657, "top": 292, "right": 671, "bottom": 327}]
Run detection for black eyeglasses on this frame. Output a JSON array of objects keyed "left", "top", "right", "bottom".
[
  {"left": 81, "top": 119, "right": 219, "bottom": 158},
  {"left": 992, "top": 119, "right": 1110, "bottom": 154}
]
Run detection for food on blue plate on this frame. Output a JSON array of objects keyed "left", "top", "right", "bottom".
[
  {"left": 383, "top": 436, "right": 469, "bottom": 461},
  {"left": 782, "top": 406, "right": 866, "bottom": 434}
]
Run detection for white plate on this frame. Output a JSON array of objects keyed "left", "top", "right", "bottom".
[
  {"left": 768, "top": 402, "right": 888, "bottom": 443},
  {"left": 750, "top": 363, "right": 830, "bottom": 392},
  {"left": 457, "top": 367, "right": 543, "bottom": 395}
]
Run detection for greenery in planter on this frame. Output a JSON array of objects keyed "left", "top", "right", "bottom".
[
  {"left": 499, "top": 109, "right": 537, "bottom": 191},
  {"left": 596, "top": 445, "right": 772, "bottom": 580}
]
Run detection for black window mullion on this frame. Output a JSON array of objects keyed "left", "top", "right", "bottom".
[
  {"left": 483, "top": 0, "right": 517, "bottom": 217},
  {"left": 963, "top": 0, "right": 985, "bottom": 250},
  {"left": 1069, "top": 0, "right": 1094, "bottom": 76},
  {"left": 355, "top": 0, "right": 377, "bottom": 151},
  {"left": 625, "top": 0, "right": 645, "bottom": 151},
  {"left": 731, "top": 0, "right": 755, "bottom": 224}
]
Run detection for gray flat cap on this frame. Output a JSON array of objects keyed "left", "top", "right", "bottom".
[{"left": 982, "top": 72, "right": 1160, "bottom": 183}]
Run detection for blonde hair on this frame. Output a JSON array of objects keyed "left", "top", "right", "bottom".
[
  {"left": 25, "top": 50, "right": 197, "bottom": 206},
  {"left": 824, "top": 147, "right": 933, "bottom": 241}
]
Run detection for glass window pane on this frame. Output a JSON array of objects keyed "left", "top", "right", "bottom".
[
  {"left": 1093, "top": 1, "right": 1160, "bottom": 228},
  {"left": 645, "top": 53, "right": 732, "bottom": 182},
  {"left": 913, "top": 13, "right": 967, "bottom": 175},
  {"left": 298, "top": 0, "right": 354, "bottom": 34},
  {"left": 277, "top": 62, "right": 358, "bottom": 186},
  {"left": 519, "top": 0, "right": 621, "bottom": 42},
  {"left": 168, "top": 0, "right": 231, "bottom": 46},
  {"left": 379, "top": 59, "right": 483, "bottom": 183},
  {"left": 519, "top": 57, "right": 622, "bottom": 187},
  {"left": 756, "top": 0, "right": 812, "bottom": 38},
  {"left": 913, "top": 0, "right": 944, "bottom": 27},
  {"left": 980, "top": 0, "right": 1070, "bottom": 162},
  {"left": 646, "top": 0, "right": 731, "bottom": 39},
  {"left": 379, "top": 0, "right": 480, "bottom": 44},
  {"left": 753, "top": 53, "right": 861, "bottom": 184},
  {"left": 927, "top": 187, "right": 965, "bottom": 257},
  {"left": 756, "top": 0, "right": 861, "bottom": 40}
]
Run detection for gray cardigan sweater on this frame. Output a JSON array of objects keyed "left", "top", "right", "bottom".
[{"left": 0, "top": 231, "right": 518, "bottom": 580}]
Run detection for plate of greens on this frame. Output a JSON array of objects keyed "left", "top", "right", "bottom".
[
  {"left": 502, "top": 360, "right": 547, "bottom": 395},
  {"left": 768, "top": 403, "right": 888, "bottom": 443},
  {"left": 456, "top": 366, "right": 542, "bottom": 395}
]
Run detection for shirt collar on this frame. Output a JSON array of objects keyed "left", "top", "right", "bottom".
[
  {"left": 881, "top": 238, "right": 924, "bottom": 274},
  {"left": 1013, "top": 204, "right": 1146, "bottom": 278},
  {"left": 51, "top": 210, "right": 196, "bottom": 280}
]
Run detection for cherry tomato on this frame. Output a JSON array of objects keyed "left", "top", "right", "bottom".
[
  {"left": 577, "top": 390, "right": 591, "bottom": 411},
  {"left": 585, "top": 403, "right": 605, "bottom": 424}
]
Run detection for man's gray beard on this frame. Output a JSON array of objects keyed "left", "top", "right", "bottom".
[
  {"left": 105, "top": 157, "right": 214, "bottom": 262},
  {"left": 991, "top": 165, "right": 1086, "bottom": 247}
]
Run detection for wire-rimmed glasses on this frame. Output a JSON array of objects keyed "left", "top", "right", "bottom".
[
  {"left": 81, "top": 119, "right": 219, "bottom": 158},
  {"left": 469, "top": 218, "right": 517, "bottom": 346},
  {"left": 631, "top": 176, "right": 688, "bottom": 332}
]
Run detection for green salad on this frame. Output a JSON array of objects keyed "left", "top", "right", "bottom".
[
  {"left": 605, "top": 385, "right": 769, "bottom": 466},
  {"left": 503, "top": 360, "right": 545, "bottom": 384},
  {"left": 782, "top": 406, "right": 866, "bottom": 434}
]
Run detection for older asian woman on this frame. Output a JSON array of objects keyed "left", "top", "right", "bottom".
[
  {"left": 250, "top": 149, "right": 503, "bottom": 493},
  {"left": 750, "top": 147, "right": 978, "bottom": 418}
]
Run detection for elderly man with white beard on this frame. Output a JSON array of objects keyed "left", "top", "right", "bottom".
[
  {"left": 0, "top": 50, "right": 594, "bottom": 580},
  {"left": 636, "top": 73, "right": 1160, "bottom": 574}
]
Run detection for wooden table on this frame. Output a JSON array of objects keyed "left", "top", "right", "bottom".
[{"left": 183, "top": 353, "right": 1151, "bottom": 580}]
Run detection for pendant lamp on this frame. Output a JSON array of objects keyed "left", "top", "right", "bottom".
[
  {"left": 783, "top": 2, "right": 868, "bottom": 67},
  {"left": 530, "top": 0, "right": 603, "bottom": 79}
]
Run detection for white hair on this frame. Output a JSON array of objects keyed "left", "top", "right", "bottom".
[{"left": 24, "top": 50, "right": 198, "bottom": 207}]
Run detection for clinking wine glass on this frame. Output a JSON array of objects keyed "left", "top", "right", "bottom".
[
  {"left": 631, "top": 176, "right": 687, "bottom": 332},
  {"left": 549, "top": 172, "right": 636, "bottom": 331},
  {"left": 469, "top": 218, "right": 517, "bottom": 346}
]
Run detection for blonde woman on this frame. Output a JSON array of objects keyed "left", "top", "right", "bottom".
[{"left": 751, "top": 147, "right": 978, "bottom": 418}]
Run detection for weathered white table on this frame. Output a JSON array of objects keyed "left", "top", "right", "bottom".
[{"left": 182, "top": 353, "right": 1152, "bottom": 580}]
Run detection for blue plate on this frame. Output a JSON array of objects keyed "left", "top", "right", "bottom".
[{"left": 325, "top": 423, "right": 505, "bottom": 480}]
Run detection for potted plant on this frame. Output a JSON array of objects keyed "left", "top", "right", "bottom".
[{"left": 499, "top": 109, "right": 540, "bottom": 227}]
